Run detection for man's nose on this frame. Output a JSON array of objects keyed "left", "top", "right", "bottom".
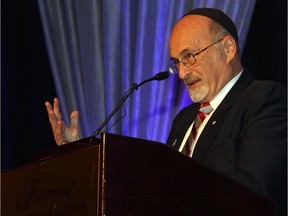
[{"left": 178, "top": 63, "right": 191, "bottom": 80}]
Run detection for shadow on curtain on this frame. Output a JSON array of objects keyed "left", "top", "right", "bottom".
[{"left": 37, "top": 0, "right": 256, "bottom": 143}]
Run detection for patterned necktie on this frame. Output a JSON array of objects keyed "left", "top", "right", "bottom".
[{"left": 184, "top": 102, "right": 213, "bottom": 156}]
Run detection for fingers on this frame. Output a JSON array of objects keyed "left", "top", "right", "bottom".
[
  {"left": 45, "top": 100, "right": 52, "bottom": 111},
  {"left": 45, "top": 98, "right": 64, "bottom": 125},
  {"left": 70, "top": 110, "right": 79, "bottom": 127},
  {"left": 54, "top": 120, "right": 65, "bottom": 146},
  {"left": 53, "top": 98, "right": 63, "bottom": 120},
  {"left": 45, "top": 100, "right": 59, "bottom": 132}
]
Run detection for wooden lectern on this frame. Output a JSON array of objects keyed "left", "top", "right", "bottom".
[{"left": 2, "top": 133, "right": 276, "bottom": 216}]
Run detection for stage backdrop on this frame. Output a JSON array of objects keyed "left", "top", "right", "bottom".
[{"left": 37, "top": 0, "right": 255, "bottom": 143}]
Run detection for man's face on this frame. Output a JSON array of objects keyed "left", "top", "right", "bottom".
[{"left": 169, "top": 15, "right": 229, "bottom": 103}]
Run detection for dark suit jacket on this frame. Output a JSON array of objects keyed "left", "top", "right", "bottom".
[{"left": 166, "top": 70, "right": 287, "bottom": 212}]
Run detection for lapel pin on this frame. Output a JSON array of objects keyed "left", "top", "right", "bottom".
[
  {"left": 172, "top": 139, "right": 177, "bottom": 147},
  {"left": 212, "top": 120, "right": 217, "bottom": 125}
]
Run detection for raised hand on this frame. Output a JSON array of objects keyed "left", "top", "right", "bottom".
[{"left": 45, "top": 98, "right": 80, "bottom": 145}]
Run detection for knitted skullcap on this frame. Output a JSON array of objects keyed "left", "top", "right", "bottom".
[{"left": 183, "top": 8, "right": 238, "bottom": 42}]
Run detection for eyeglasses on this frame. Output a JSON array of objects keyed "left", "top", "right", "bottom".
[{"left": 168, "top": 38, "right": 223, "bottom": 75}]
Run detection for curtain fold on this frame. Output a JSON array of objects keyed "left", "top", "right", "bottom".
[{"left": 37, "top": 0, "right": 256, "bottom": 143}]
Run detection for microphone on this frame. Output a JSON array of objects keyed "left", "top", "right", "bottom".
[
  {"left": 90, "top": 71, "right": 169, "bottom": 141},
  {"left": 155, "top": 71, "right": 170, "bottom": 80},
  {"left": 137, "top": 71, "right": 170, "bottom": 87}
]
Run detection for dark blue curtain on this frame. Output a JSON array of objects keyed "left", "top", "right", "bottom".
[{"left": 37, "top": 0, "right": 255, "bottom": 142}]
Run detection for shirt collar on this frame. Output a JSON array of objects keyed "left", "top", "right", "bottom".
[{"left": 210, "top": 69, "right": 243, "bottom": 110}]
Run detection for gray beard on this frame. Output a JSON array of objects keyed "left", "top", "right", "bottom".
[{"left": 188, "top": 84, "right": 209, "bottom": 103}]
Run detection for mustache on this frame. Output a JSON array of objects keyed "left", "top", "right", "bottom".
[{"left": 183, "top": 73, "right": 202, "bottom": 85}]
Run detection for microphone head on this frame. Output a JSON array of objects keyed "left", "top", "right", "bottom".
[{"left": 155, "top": 71, "right": 169, "bottom": 81}]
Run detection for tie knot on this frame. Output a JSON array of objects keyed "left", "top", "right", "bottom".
[{"left": 200, "top": 102, "right": 213, "bottom": 114}]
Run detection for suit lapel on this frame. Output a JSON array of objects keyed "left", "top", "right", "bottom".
[
  {"left": 171, "top": 104, "right": 200, "bottom": 151},
  {"left": 192, "top": 105, "right": 229, "bottom": 161},
  {"left": 192, "top": 70, "right": 255, "bottom": 161}
]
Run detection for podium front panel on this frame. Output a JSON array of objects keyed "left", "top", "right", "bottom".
[{"left": 2, "top": 144, "right": 101, "bottom": 216}]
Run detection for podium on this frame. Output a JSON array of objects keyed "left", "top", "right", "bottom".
[{"left": 2, "top": 133, "right": 276, "bottom": 216}]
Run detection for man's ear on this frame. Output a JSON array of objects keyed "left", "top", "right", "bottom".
[{"left": 223, "top": 36, "right": 237, "bottom": 61}]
